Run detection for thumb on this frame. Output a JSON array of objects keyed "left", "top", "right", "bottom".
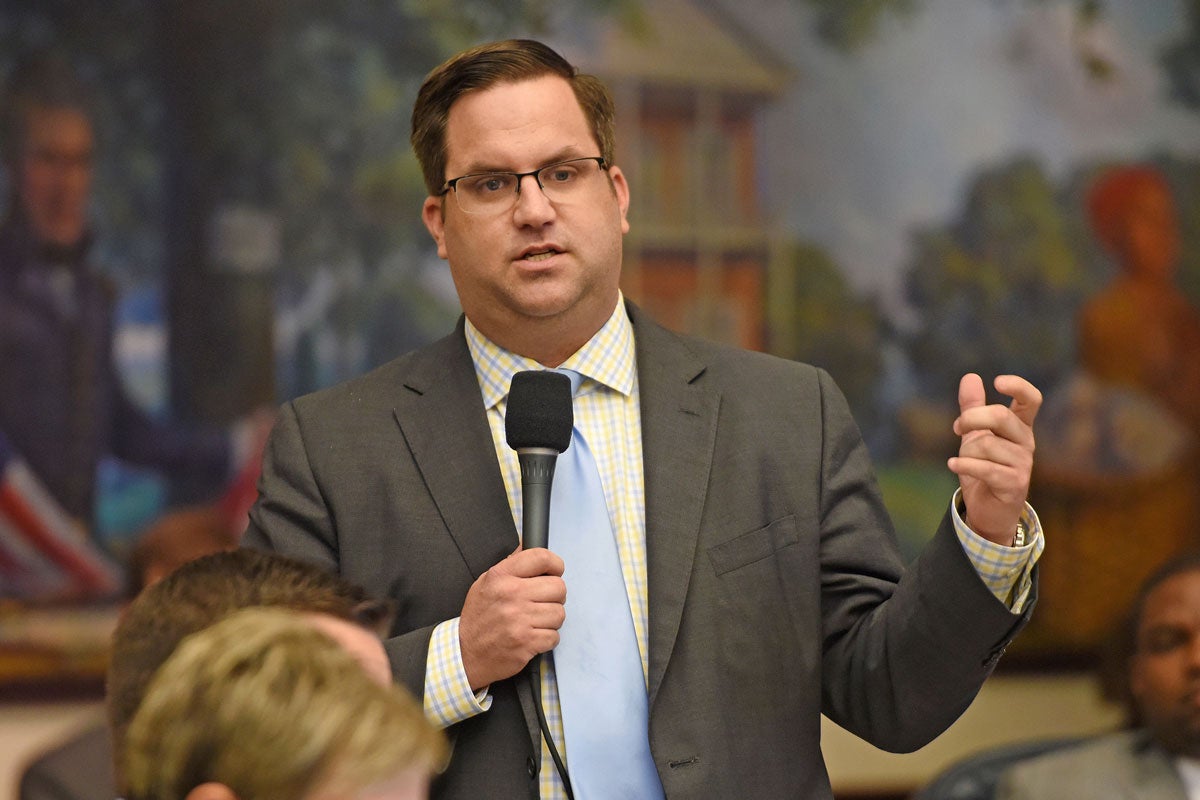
[{"left": 958, "top": 372, "right": 986, "bottom": 414}]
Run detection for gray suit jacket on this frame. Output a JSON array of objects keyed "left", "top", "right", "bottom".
[
  {"left": 243, "top": 302, "right": 1034, "bottom": 799},
  {"left": 19, "top": 722, "right": 115, "bottom": 800},
  {"left": 996, "top": 730, "right": 1186, "bottom": 799}
]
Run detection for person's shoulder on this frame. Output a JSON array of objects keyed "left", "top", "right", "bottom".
[
  {"left": 19, "top": 722, "right": 115, "bottom": 800},
  {"left": 1002, "top": 730, "right": 1156, "bottom": 788},
  {"left": 288, "top": 326, "right": 466, "bottom": 414}
]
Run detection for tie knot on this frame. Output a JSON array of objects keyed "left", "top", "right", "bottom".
[{"left": 553, "top": 367, "right": 586, "bottom": 397}]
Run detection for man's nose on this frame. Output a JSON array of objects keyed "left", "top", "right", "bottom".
[{"left": 512, "top": 173, "right": 555, "bottom": 224}]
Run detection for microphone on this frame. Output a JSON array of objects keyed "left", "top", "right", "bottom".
[
  {"left": 505, "top": 370, "right": 578, "bottom": 799},
  {"left": 505, "top": 370, "right": 573, "bottom": 550}
]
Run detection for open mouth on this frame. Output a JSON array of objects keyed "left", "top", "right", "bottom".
[{"left": 521, "top": 247, "right": 560, "bottom": 262}]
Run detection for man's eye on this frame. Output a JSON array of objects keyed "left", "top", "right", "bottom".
[
  {"left": 467, "top": 175, "right": 511, "bottom": 195},
  {"left": 1144, "top": 629, "right": 1189, "bottom": 653},
  {"left": 544, "top": 166, "right": 578, "bottom": 184}
]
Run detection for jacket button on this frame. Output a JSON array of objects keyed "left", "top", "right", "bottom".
[{"left": 527, "top": 756, "right": 538, "bottom": 778}]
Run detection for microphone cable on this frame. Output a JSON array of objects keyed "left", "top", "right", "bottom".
[{"left": 529, "top": 655, "right": 575, "bottom": 799}]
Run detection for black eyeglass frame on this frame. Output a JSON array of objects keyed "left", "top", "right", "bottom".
[{"left": 438, "top": 156, "right": 608, "bottom": 209}]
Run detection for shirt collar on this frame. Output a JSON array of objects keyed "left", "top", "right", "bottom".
[{"left": 465, "top": 295, "right": 637, "bottom": 410}]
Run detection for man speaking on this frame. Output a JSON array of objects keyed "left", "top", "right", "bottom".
[{"left": 244, "top": 39, "right": 1044, "bottom": 800}]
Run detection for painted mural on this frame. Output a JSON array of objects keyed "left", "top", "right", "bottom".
[{"left": 1, "top": 0, "right": 1197, "bottom": 688}]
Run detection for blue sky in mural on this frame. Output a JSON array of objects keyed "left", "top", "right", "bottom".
[{"left": 725, "top": 0, "right": 1200, "bottom": 323}]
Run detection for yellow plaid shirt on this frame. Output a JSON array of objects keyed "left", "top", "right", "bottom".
[{"left": 422, "top": 299, "right": 1042, "bottom": 799}]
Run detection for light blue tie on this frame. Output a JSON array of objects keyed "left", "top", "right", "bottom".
[{"left": 549, "top": 369, "right": 664, "bottom": 800}]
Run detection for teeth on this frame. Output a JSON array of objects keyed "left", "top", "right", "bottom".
[{"left": 524, "top": 250, "right": 555, "bottom": 261}]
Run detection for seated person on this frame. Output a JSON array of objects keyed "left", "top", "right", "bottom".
[
  {"left": 18, "top": 504, "right": 235, "bottom": 800},
  {"left": 19, "top": 547, "right": 395, "bottom": 800},
  {"left": 996, "top": 551, "right": 1200, "bottom": 798},
  {"left": 121, "top": 607, "right": 446, "bottom": 800},
  {"left": 107, "top": 548, "right": 399, "bottom": 794}
]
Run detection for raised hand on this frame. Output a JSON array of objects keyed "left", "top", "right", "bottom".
[{"left": 947, "top": 373, "right": 1042, "bottom": 545}]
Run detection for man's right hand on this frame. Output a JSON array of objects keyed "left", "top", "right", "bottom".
[{"left": 458, "top": 547, "right": 566, "bottom": 691}]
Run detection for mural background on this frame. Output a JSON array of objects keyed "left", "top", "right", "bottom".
[{"left": 1, "top": 0, "right": 1198, "bottom": 688}]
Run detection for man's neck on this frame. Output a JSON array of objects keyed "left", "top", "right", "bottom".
[{"left": 473, "top": 298, "right": 621, "bottom": 368}]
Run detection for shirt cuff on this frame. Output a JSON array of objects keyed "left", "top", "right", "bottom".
[
  {"left": 423, "top": 617, "right": 492, "bottom": 729},
  {"left": 951, "top": 488, "right": 1044, "bottom": 613}
]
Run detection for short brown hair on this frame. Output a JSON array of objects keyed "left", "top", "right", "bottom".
[
  {"left": 410, "top": 39, "right": 616, "bottom": 195},
  {"left": 124, "top": 607, "right": 445, "bottom": 800},
  {"left": 107, "top": 548, "right": 392, "bottom": 790}
]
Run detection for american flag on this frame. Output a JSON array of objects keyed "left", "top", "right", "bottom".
[{"left": 0, "top": 431, "right": 123, "bottom": 600}]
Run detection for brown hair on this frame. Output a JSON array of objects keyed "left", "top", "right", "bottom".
[
  {"left": 107, "top": 548, "right": 393, "bottom": 791},
  {"left": 410, "top": 39, "right": 616, "bottom": 195}
]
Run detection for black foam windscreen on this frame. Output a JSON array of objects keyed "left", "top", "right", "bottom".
[{"left": 505, "top": 370, "right": 573, "bottom": 453}]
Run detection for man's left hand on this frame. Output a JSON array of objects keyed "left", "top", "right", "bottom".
[{"left": 948, "top": 373, "right": 1042, "bottom": 546}]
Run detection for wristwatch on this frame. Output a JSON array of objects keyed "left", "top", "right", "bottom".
[{"left": 1012, "top": 519, "right": 1029, "bottom": 548}]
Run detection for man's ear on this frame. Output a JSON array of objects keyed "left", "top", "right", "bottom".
[
  {"left": 421, "top": 196, "right": 449, "bottom": 260},
  {"left": 184, "top": 782, "right": 239, "bottom": 800},
  {"left": 607, "top": 165, "right": 631, "bottom": 235}
]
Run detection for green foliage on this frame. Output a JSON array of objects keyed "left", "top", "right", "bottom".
[
  {"left": 797, "top": 0, "right": 920, "bottom": 51},
  {"left": 904, "top": 158, "right": 1089, "bottom": 400},
  {"left": 1162, "top": 0, "right": 1200, "bottom": 109},
  {"left": 783, "top": 241, "right": 886, "bottom": 431}
]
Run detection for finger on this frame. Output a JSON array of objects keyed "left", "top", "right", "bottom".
[
  {"left": 955, "top": 405, "right": 1036, "bottom": 450},
  {"left": 958, "top": 373, "right": 986, "bottom": 414},
  {"left": 955, "top": 432, "right": 1033, "bottom": 471},
  {"left": 502, "top": 548, "right": 565, "bottom": 578},
  {"left": 993, "top": 374, "right": 1043, "bottom": 428},
  {"left": 524, "top": 575, "right": 567, "bottom": 604},
  {"left": 529, "top": 629, "right": 560, "bottom": 655},
  {"left": 527, "top": 601, "right": 567, "bottom": 631}
]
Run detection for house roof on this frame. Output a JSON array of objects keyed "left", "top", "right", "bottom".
[{"left": 558, "top": 0, "right": 792, "bottom": 96}]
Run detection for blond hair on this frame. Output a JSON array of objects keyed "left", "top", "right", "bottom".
[{"left": 123, "top": 607, "right": 445, "bottom": 800}]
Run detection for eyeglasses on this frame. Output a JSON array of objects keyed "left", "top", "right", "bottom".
[{"left": 440, "top": 156, "right": 608, "bottom": 214}]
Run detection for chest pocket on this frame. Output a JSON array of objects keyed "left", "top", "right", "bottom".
[{"left": 706, "top": 515, "right": 798, "bottom": 576}]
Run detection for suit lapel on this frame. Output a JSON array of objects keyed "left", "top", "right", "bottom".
[
  {"left": 630, "top": 304, "right": 720, "bottom": 705},
  {"left": 391, "top": 322, "right": 542, "bottom": 753},
  {"left": 392, "top": 320, "right": 518, "bottom": 579}
]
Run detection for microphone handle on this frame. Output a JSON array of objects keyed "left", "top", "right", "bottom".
[{"left": 518, "top": 449, "right": 558, "bottom": 550}]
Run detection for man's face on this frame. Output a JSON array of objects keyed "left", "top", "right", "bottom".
[
  {"left": 16, "top": 105, "right": 94, "bottom": 249},
  {"left": 421, "top": 74, "right": 630, "bottom": 363},
  {"left": 1131, "top": 569, "right": 1200, "bottom": 757}
]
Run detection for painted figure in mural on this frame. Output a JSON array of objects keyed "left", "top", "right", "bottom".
[
  {"left": 0, "top": 52, "right": 265, "bottom": 563},
  {"left": 1079, "top": 165, "right": 1200, "bottom": 437},
  {"left": 244, "top": 39, "right": 1044, "bottom": 800},
  {"left": 997, "top": 551, "right": 1200, "bottom": 799}
]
